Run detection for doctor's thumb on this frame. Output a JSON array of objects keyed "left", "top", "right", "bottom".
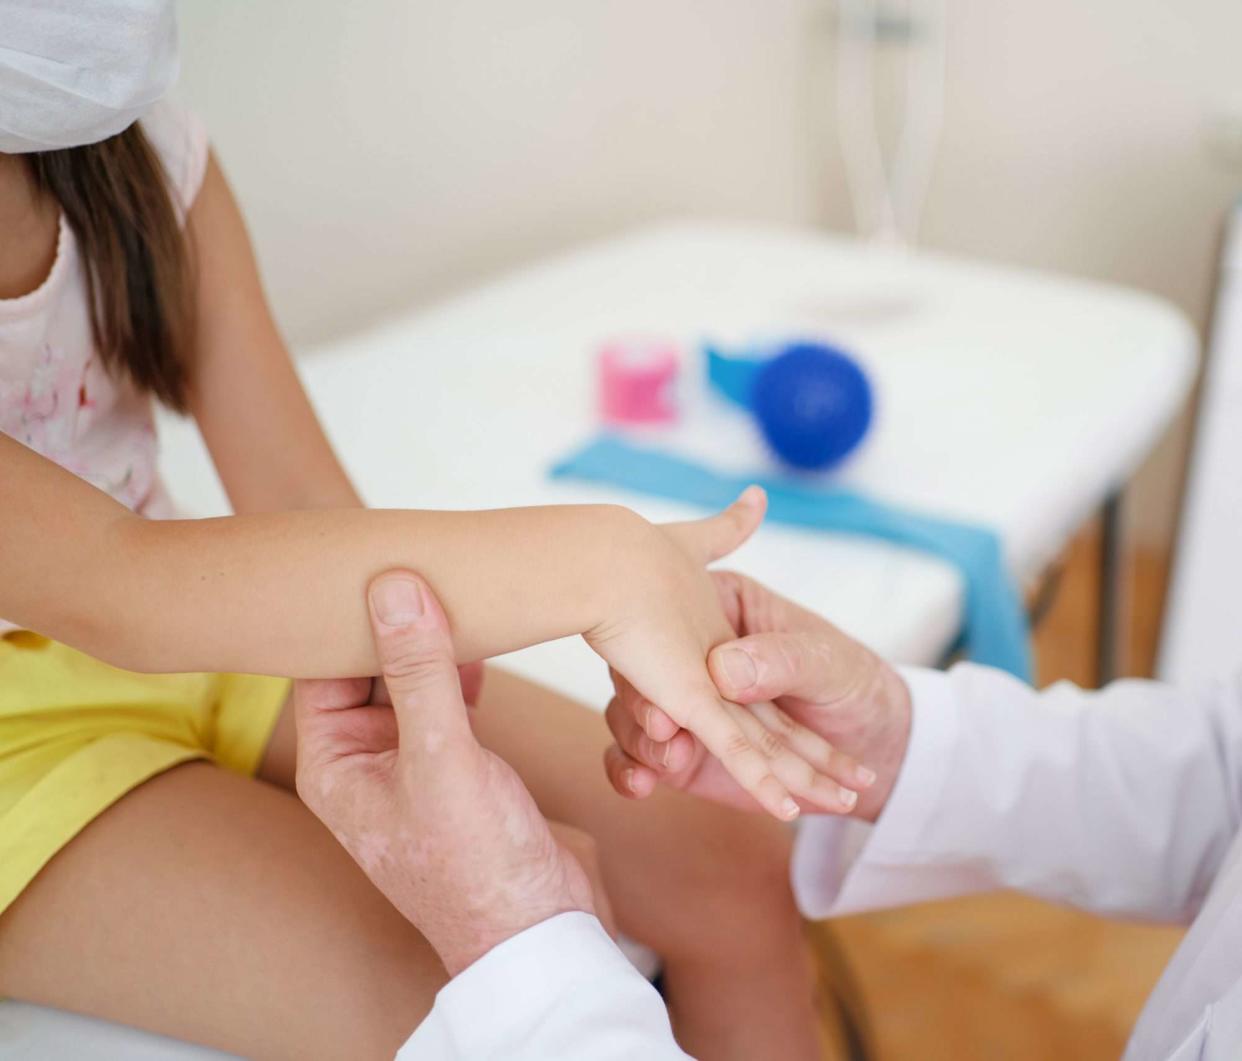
[
  {"left": 708, "top": 630, "right": 834, "bottom": 705},
  {"left": 366, "top": 571, "right": 474, "bottom": 754}
]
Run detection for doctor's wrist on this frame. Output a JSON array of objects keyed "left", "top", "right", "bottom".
[
  {"left": 807, "top": 655, "right": 912, "bottom": 823},
  {"left": 849, "top": 664, "right": 913, "bottom": 822},
  {"left": 430, "top": 897, "right": 592, "bottom": 979}
]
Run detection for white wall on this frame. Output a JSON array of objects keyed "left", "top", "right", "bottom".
[
  {"left": 176, "top": 0, "right": 829, "bottom": 345},
  {"left": 177, "top": 0, "right": 1242, "bottom": 544},
  {"left": 812, "top": 0, "right": 1242, "bottom": 546},
  {"left": 827, "top": 1, "right": 1242, "bottom": 328}
]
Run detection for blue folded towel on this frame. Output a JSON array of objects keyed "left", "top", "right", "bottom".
[{"left": 551, "top": 434, "right": 1032, "bottom": 680}]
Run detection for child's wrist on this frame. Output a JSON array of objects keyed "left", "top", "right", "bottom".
[{"left": 577, "top": 504, "right": 654, "bottom": 635}]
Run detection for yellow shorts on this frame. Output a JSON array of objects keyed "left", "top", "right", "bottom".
[{"left": 0, "top": 631, "right": 290, "bottom": 916}]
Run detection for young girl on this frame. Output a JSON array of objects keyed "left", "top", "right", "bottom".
[{"left": 0, "top": 26, "right": 860, "bottom": 1061}]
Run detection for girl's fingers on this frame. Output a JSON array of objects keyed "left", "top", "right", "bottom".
[
  {"left": 680, "top": 689, "right": 800, "bottom": 820},
  {"left": 641, "top": 700, "right": 680, "bottom": 743},
  {"left": 605, "top": 696, "right": 696, "bottom": 773},
  {"left": 747, "top": 699, "right": 877, "bottom": 793},
  {"left": 662, "top": 486, "right": 767, "bottom": 565},
  {"left": 603, "top": 743, "right": 658, "bottom": 799},
  {"left": 722, "top": 701, "right": 859, "bottom": 815},
  {"left": 610, "top": 669, "right": 682, "bottom": 743},
  {"left": 612, "top": 678, "right": 867, "bottom": 815}
]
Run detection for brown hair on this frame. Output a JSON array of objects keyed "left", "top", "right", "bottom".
[{"left": 27, "top": 124, "right": 195, "bottom": 411}]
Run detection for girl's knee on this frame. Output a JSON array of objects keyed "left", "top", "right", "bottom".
[
  {"left": 707, "top": 813, "right": 796, "bottom": 899},
  {"left": 652, "top": 811, "right": 800, "bottom": 958}
]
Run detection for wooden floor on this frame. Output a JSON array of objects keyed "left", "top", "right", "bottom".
[{"left": 811, "top": 524, "right": 1187, "bottom": 1060}]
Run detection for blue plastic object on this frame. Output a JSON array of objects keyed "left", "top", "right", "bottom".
[
  {"left": 755, "top": 344, "right": 872, "bottom": 470},
  {"left": 703, "top": 344, "right": 761, "bottom": 408},
  {"left": 705, "top": 342, "right": 873, "bottom": 471}
]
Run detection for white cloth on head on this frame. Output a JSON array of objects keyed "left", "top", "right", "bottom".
[{"left": 0, "top": 0, "right": 178, "bottom": 153}]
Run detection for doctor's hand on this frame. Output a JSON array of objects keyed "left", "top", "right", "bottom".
[
  {"left": 294, "top": 571, "right": 598, "bottom": 977},
  {"left": 604, "top": 572, "right": 912, "bottom": 823}
]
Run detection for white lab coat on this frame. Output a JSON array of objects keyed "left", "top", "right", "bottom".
[{"left": 400, "top": 663, "right": 1242, "bottom": 1059}]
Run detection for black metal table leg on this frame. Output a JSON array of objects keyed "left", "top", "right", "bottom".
[{"left": 1098, "top": 489, "right": 1125, "bottom": 686}]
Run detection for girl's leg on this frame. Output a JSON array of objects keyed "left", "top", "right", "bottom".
[
  {"left": 469, "top": 668, "right": 822, "bottom": 1061},
  {"left": 0, "top": 761, "right": 445, "bottom": 1061}
]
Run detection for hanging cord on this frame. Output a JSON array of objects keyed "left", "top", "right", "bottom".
[{"left": 835, "top": 0, "right": 947, "bottom": 247}]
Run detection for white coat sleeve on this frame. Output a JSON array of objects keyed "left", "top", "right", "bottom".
[
  {"left": 395, "top": 912, "right": 691, "bottom": 1060},
  {"left": 794, "top": 664, "right": 1242, "bottom": 924}
]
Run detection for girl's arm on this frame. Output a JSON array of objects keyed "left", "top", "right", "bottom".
[
  {"left": 0, "top": 146, "right": 860, "bottom": 820},
  {"left": 184, "top": 153, "right": 361, "bottom": 514},
  {"left": 1, "top": 435, "right": 855, "bottom": 820},
  {"left": 1, "top": 430, "right": 616, "bottom": 674}
]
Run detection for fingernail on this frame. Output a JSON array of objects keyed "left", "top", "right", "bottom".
[
  {"left": 856, "top": 765, "right": 877, "bottom": 788},
  {"left": 781, "top": 798, "right": 801, "bottom": 821},
  {"left": 659, "top": 741, "right": 674, "bottom": 768},
  {"left": 372, "top": 576, "right": 425, "bottom": 626},
  {"left": 622, "top": 767, "right": 637, "bottom": 793},
  {"left": 718, "top": 648, "right": 757, "bottom": 691},
  {"left": 840, "top": 788, "right": 859, "bottom": 811}
]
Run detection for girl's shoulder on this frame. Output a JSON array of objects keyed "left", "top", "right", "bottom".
[{"left": 139, "top": 99, "right": 211, "bottom": 222}]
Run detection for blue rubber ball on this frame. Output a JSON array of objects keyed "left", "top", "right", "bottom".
[{"left": 751, "top": 343, "right": 873, "bottom": 471}]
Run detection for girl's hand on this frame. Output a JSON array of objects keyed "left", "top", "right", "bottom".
[
  {"left": 603, "top": 571, "right": 902, "bottom": 823},
  {"left": 584, "top": 488, "right": 865, "bottom": 821}
]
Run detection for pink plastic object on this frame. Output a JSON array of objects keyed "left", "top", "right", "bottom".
[{"left": 598, "top": 337, "right": 679, "bottom": 424}]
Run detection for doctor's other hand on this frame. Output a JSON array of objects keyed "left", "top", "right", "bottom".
[
  {"left": 604, "top": 571, "right": 912, "bottom": 823},
  {"left": 294, "top": 571, "right": 597, "bottom": 977}
]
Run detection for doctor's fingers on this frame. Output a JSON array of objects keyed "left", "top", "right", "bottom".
[
  {"left": 366, "top": 572, "right": 478, "bottom": 772},
  {"left": 292, "top": 676, "right": 377, "bottom": 777},
  {"left": 710, "top": 569, "right": 828, "bottom": 642},
  {"left": 709, "top": 629, "right": 866, "bottom": 707}
]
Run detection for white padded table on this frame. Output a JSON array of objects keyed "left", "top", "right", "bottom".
[
  {"left": 160, "top": 220, "right": 1196, "bottom": 707},
  {"left": 6, "top": 221, "right": 1196, "bottom": 1058}
]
